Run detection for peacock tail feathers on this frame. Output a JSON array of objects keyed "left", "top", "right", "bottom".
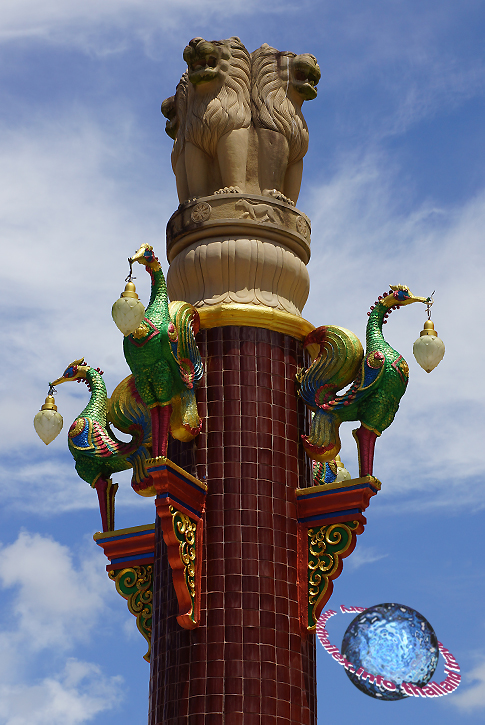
[
  {"left": 301, "top": 408, "right": 341, "bottom": 463},
  {"left": 313, "top": 459, "right": 338, "bottom": 485},
  {"left": 170, "top": 389, "right": 202, "bottom": 442},
  {"left": 169, "top": 301, "right": 204, "bottom": 390},
  {"left": 298, "top": 325, "right": 363, "bottom": 410},
  {"left": 108, "top": 374, "right": 152, "bottom": 446}
]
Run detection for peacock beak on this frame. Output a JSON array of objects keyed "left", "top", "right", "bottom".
[
  {"left": 50, "top": 375, "right": 68, "bottom": 386},
  {"left": 129, "top": 245, "right": 151, "bottom": 264},
  {"left": 404, "top": 294, "right": 429, "bottom": 305}
]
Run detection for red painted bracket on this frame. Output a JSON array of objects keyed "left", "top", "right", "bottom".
[
  {"left": 296, "top": 476, "right": 380, "bottom": 630},
  {"left": 94, "top": 523, "right": 156, "bottom": 571},
  {"left": 148, "top": 457, "right": 207, "bottom": 630}
]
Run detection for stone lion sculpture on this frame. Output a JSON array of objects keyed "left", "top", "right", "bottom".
[
  {"left": 162, "top": 36, "right": 251, "bottom": 203},
  {"left": 161, "top": 72, "right": 189, "bottom": 203},
  {"left": 251, "top": 44, "right": 321, "bottom": 206}
]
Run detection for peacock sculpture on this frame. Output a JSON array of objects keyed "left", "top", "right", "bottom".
[
  {"left": 298, "top": 285, "right": 429, "bottom": 477},
  {"left": 50, "top": 359, "right": 152, "bottom": 531},
  {"left": 122, "top": 243, "right": 203, "bottom": 458}
]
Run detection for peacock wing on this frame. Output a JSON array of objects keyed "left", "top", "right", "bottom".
[{"left": 68, "top": 417, "right": 95, "bottom": 451}]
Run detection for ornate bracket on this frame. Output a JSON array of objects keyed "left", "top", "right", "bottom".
[
  {"left": 108, "top": 566, "right": 153, "bottom": 662},
  {"left": 94, "top": 523, "right": 156, "bottom": 661},
  {"left": 296, "top": 476, "right": 380, "bottom": 630},
  {"left": 148, "top": 457, "right": 207, "bottom": 630}
]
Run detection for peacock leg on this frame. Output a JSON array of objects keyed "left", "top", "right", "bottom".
[
  {"left": 353, "top": 425, "right": 378, "bottom": 477},
  {"left": 150, "top": 407, "right": 159, "bottom": 458},
  {"left": 151, "top": 404, "right": 172, "bottom": 458},
  {"left": 94, "top": 477, "right": 118, "bottom": 532}
]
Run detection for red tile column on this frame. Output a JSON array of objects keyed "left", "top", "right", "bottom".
[{"left": 149, "top": 326, "right": 316, "bottom": 725}]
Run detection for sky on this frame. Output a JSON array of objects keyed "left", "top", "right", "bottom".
[{"left": 0, "top": 1, "right": 484, "bottom": 723}]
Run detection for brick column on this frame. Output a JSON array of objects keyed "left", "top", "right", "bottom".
[{"left": 149, "top": 326, "right": 316, "bottom": 724}]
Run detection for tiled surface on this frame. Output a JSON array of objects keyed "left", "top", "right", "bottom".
[{"left": 149, "top": 327, "right": 316, "bottom": 725}]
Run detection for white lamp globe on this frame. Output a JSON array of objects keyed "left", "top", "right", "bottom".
[
  {"left": 34, "top": 395, "right": 63, "bottom": 445},
  {"left": 413, "top": 320, "right": 445, "bottom": 373},
  {"left": 112, "top": 281, "right": 145, "bottom": 336}
]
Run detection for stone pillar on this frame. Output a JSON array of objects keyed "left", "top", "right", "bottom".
[{"left": 149, "top": 325, "right": 316, "bottom": 724}]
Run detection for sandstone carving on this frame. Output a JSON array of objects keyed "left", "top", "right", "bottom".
[
  {"left": 190, "top": 202, "right": 212, "bottom": 223},
  {"left": 235, "top": 198, "right": 283, "bottom": 224},
  {"left": 163, "top": 39, "right": 320, "bottom": 207},
  {"left": 251, "top": 45, "right": 320, "bottom": 206},
  {"left": 163, "top": 39, "right": 318, "bottom": 320},
  {"left": 161, "top": 73, "right": 189, "bottom": 204},
  {"left": 162, "top": 37, "right": 251, "bottom": 202}
]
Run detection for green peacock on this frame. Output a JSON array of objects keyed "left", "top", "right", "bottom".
[
  {"left": 298, "top": 285, "right": 428, "bottom": 477},
  {"left": 51, "top": 359, "right": 152, "bottom": 531},
  {"left": 122, "top": 243, "right": 203, "bottom": 458}
]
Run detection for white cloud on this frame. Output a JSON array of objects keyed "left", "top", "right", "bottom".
[
  {"left": 450, "top": 660, "right": 485, "bottom": 712},
  {"left": 345, "top": 545, "right": 388, "bottom": 571},
  {"left": 0, "top": 659, "right": 122, "bottom": 725},
  {"left": 0, "top": 532, "right": 125, "bottom": 724},
  {"left": 0, "top": 531, "right": 107, "bottom": 652},
  {"left": 0, "top": 0, "right": 266, "bottom": 52}
]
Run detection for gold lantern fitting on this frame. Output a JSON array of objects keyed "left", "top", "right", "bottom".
[
  {"left": 112, "top": 260, "right": 146, "bottom": 336},
  {"left": 34, "top": 385, "right": 64, "bottom": 445},
  {"left": 413, "top": 293, "right": 445, "bottom": 373}
]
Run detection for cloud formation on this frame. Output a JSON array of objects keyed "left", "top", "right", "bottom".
[
  {"left": 451, "top": 660, "right": 485, "bottom": 712},
  {"left": 0, "top": 532, "right": 123, "bottom": 724},
  {"left": 0, "top": 659, "right": 122, "bottom": 725}
]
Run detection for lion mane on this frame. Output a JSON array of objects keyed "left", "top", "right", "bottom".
[
  {"left": 251, "top": 44, "right": 309, "bottom": 165},
  {"left": 184, "top": 37, "right": 251, "bottom": 159}
]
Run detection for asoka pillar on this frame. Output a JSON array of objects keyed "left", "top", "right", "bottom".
[{"left": 148, "top": 193, "right": 317, "bottom": 724}]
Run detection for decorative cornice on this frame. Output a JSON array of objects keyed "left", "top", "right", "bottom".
[
  {"left": 198, "top": 303, "right": 315, "bottom": 340},
  {"left": 94, "top": 523, "right": 155, "bottom": 571},
  {"left": 133, "top": 456, "right": 207, "bottom": 498}
]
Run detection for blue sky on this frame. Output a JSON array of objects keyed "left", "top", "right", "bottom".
[{"left": 1, "top": 1, "right": 484, "bottom": 723}]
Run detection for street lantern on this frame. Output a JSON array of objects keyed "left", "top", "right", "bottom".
[
  {"left": 413, "top": 296, "right": 445, "bottom": 373},
  {"left": 112, "top": 279, "right": 145, "bottom": 336},
  {"left": 33, "top": 388, "right": 63, "bottom": 444}
]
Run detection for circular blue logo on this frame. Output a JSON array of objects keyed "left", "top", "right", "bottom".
[{"left": 341, "top": 603, "right": 438, "bottom": 700}]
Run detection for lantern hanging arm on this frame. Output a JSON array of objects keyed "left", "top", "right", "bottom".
[
  {"left": 125, "top": 258, "right": 136, "bottom": 284},
  {"left": 425, "top": 291, "right": 435, "bottom": 320}
]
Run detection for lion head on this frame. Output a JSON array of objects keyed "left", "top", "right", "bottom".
[
  {"left": 182, "top": 36, "right": 251, "bottom": 158},
  {"left": 161, "top": 73, "right": 188, "bottom": 142},
  {"left": 251, "top": 44, "right": 321, "bottom": 163}
]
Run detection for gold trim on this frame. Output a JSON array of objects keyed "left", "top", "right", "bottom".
[
  {"left": 296, "top": 475, "right": 382, "bottom": 497},
  {"left": 93, "top": 522, "right": 155, "bottom": 541},
  {"left": 40, "top": 395, "right": 58, "bottom": 411},
  {"left": 198, "top": 303, "right": 314, "bottom": 340},
  {"left": 108, "top": 566, "right": 153, "bottom": 662}
]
